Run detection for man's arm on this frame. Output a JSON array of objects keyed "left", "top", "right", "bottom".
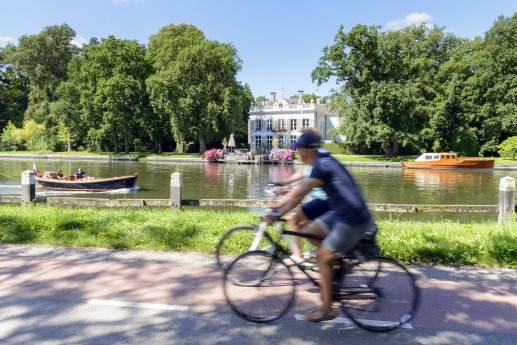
[{"left": 270, "top": 177, "right": 323, "bottom": 216}]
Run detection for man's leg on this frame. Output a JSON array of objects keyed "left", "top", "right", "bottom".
[
  {"left": 286, "top": 208, "right": 309, "bottom": 258},
  {"left": 298, "top": 221, "right": 337, "bottom": 321},
  {"left": 317, "top": 245, "right": 339, "bottom": 314}
]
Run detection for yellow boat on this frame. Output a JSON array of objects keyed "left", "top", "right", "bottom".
[{"left": 401, "top": 152, "right": 494, "bottom": 169}]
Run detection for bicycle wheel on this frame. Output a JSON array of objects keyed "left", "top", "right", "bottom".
[
  {"left": 223, "top": 250, "right": 295, "bottom": 323},
  {"left": 340, "top": 257, "right": 419, "bottom": 332},
  {"left": 216, "top": 226, "right": 275, "bottom": 270}
]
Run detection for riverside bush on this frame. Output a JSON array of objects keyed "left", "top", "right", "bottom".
[{"left": 0, "top": 205, "right": 515, "bottom": 268}]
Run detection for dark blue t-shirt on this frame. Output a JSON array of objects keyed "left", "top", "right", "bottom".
[{"left": 309, "top": 152, "right": 371, "bottom": 225}]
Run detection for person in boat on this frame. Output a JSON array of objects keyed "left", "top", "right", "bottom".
[
  {"left": 56, "top": 169, "right": 64, "bottom": 179},
  {"left": 75, "top": 168, "right": 87, "bottom": 180}
]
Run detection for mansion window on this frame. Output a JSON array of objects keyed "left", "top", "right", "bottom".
[
  {"left": 290, "top": 135, "right": 297, "bottom": 149},
  {"left": 266, "top": 135, "right": 273, "bottom": 150},
  {"left": 290, "top": 119, "right": 297, "bottom": 131},
  {"left": 254, "top": 136, "right": 262, "bottom": 149},
  {"left": 302, "top": 118, "right": 310, "bottom": 128},
  {"left": 255, "top": 120, "right": 262, "bottom": 131},
  {"left": 277, "top": 135, "right": 285, "bottom": 148},
  {"left": 277, "top": 119, "right": 285, "bottom": 129},
  {"left": 266, "top": 119, "right": 272, "bottom": 131}
]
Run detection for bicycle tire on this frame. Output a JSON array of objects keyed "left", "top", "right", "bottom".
[
  {"left": 340, "top": 257, "right": 419, "bottom": 332},
  {"left": 216, "top": 226, "right": 275, "bottom": 270},
  {"left": 223, "top": 250, "right": 295, "bottom": 323}
]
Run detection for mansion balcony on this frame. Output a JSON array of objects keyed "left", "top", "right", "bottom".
[{"left": 272, "top": 127, "right": 288, "bottom": 132}]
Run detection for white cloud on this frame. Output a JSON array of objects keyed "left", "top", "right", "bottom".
[
  {"left": 0, "top": 36, "right": 16, "bottom": 44},
  {"left": 386, "top": 12, "right": 434, "bottom": 30},
  {"left": 71, "top": 36, "right": 88, "bottom": 47}
]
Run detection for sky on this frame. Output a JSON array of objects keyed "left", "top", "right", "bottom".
[{"left": 0, "top": 0, "right": 515, "bottom": 99}]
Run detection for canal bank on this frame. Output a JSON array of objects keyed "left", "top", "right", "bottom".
[{"left": 1, "top": 153, "right": 516, "bottom": 170}]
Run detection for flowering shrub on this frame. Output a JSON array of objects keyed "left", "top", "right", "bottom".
[
  {"left": 203, "top": 148, "right": 224, "bottom": 160},
  {"left": 269, "top": 148, "right": 295, "bottom": 162}
]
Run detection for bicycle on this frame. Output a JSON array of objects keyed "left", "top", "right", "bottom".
[
  {"left": 222, "top": 218, "right": 420, "bottom": 332},
  {"left": 215, "top": 184, "right": 294, "bottom": 271}
]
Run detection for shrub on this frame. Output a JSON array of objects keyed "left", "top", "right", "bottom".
[
  {"left": 498, "top": 136, "right": 517, "bottom": 159},
  {"left": 450, "top": 129, "right": 479, "bottom": 156}
]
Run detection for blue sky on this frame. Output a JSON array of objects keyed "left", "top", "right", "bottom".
[{"left": 0, "top": 0, "right": 515, "bottom": 99}]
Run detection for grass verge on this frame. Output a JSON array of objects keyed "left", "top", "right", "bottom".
[{"left": 0, "top": 204, "right": 515, "bottom": 268}]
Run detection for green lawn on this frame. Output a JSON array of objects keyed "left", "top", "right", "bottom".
[{"left": 0, "top": 204, "right": 515, "bottom": 268}]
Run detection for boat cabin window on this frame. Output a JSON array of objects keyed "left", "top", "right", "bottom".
[
  {"left": 424, "top": 154, "right": 433, "bottom": 160},
  {"left": 433, "top": 154, "right": 440, "bottom": 160}
]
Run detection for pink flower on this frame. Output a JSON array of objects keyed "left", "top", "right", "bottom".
[
  {"left": 203, "top": 148, "right": 224, "bottom": 160},
  {"left": 269, "top": 148, "right": 294, "bottom": 162}
]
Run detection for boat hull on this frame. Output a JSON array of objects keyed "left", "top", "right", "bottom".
[
  {"left": 35, "top": 174, "right": 138, "bottom": 192},
  {"left": 401, "top": 159, "right": 494, "bottom": 169}
]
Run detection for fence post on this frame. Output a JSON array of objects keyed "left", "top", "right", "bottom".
[
  {"left": 498, "top": 176, "right": 515, "bottom": 224},
  {"left": 21, "top": 170, "right": 35, "bottom": 207},
  {"left": 170, "top": 172, "right": 182, "bottom": 211}
]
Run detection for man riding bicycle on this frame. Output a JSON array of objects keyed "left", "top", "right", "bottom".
[{"left": 266, "top": 129, "right": 372, "bottom": 323}]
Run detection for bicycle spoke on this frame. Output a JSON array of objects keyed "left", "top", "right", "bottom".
[
  {"left": 224, "top": 251, "right": 295, "bottom": 323},
  {"left": 340, "top": 257, "right": 419, "bottom": 332}
]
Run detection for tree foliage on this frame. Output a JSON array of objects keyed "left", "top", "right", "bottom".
[
  {"left": 12, "top": 120, "right": 46, "bottom": 153},
  {"left": 147, "top": 24, "right": 246, "bottom": 152},
  {"left": 66, "top": 36, "right": 152, "bottom": 153},
  {"left": 313, "top": 13, "right": 517, "bottom": 157}
]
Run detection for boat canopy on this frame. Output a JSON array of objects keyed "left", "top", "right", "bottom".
[{"left": 415, "top": 152, "right": 458, "bottom": 162}]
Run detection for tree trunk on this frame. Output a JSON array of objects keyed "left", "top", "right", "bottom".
[
  {"left": 124, "top": 135, "right": 129, "bottom": 154},
  {"left": 67, "top": 131, "right": 71, "bottom": 152},
  {"left": 199, "top": 136, "right": 206, "bottom": 153},
  {"left": 158, "top": 142, "right": 162, "bottom": 154},
  {"left": 114, "top": 135, "right": 118, "bottom": 153},
  {"left": 383, "top": 144, "right": 393, "bottom": 157},
  {"left": 392, "top": 140, "right": 399, "bottom": 156}
]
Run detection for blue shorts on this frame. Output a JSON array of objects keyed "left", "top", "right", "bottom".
[
  {"left": 301, "top": 199, "right": 330, "bottom": 221},
  {"left": 315, "top": 211, "right": 371, "bottom": 256}
]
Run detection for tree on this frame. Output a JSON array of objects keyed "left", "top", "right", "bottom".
[
  {"left": 12, "top": 120, "right": 46, "bottom": 153},
  {"left": 0, "top": 46, "right": 28, "bottom": 130},
  {"left": 312, "top": 24, "right": 462, "bottom": 155},
  {"left": 67, "top": 36, "right": 152, "bottom": 152},
  {"left": 254, "top": 96, "right": 267, "bottom": 106},
  {"left": 464, "top": 13, "right": 517, "bottom": 155},
  {"left": 50, "top": 81, "right": 82, "bottom": 151},
  {"left": 147, "top": 24, "right": 245, "bottom": 153},
  {"left": 8, "top": 24, "right": 78, "bottom": 121}
]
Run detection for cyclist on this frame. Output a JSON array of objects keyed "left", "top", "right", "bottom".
[
  {"left": 272, "top": 130, "right": 329, "bottom": 267},
  {"left": 266, "top": 129, "right": 372, "bottom": 323}
]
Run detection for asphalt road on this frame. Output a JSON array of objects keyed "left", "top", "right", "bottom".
[{"left": 0, "top": 245, "right": 516, "bottom": 345}]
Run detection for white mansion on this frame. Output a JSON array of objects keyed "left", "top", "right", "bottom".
[{"left": 248, "top": 91, "right": 342, "bottom": 151}]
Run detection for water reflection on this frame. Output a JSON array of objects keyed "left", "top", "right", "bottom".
[
  {"left": 399, "top": 169, "right": 494, "bottom": 205},
  {"left": 0, "top": 159, "right": 515, "bottom": 207}
]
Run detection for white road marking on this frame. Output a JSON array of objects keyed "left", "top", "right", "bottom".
[
  {"left": 294, "top": 314, "right": 413, "bottom": 329},
  {"left": 87, "top": 299, "right": 189, "bottom": 311}
]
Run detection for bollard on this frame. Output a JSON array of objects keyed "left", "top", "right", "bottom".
[
  {"left": 170, "top": 172, "right": 182, "bottom": 211},
  {"left": 21, "top": 170, "right": 35, "bottom": 207},
  {"left": 498, "top": 176, "right": 515, "bottom": 224}
]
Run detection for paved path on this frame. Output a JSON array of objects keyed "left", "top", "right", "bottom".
[{"left": 0, "top": 245, "right": 516, "bottom": 344}]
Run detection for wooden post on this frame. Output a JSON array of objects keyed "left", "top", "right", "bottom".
[
  {"left": 21, "top": 170, "right": 35, "bottom": 206},
  {"left": 498, "top": 176, "right": 515, "bottom": 224},
  {"left": 170, "top": 172, "right": 182, "bottom": 211}
]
